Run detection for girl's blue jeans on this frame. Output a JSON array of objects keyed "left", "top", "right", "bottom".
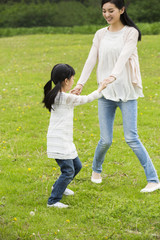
[
  {"left": 48, "top": 156, "right": 82, "bottom": 205},
  {"left": 92, "top": 97, "right": 159, "bottom": 183}
]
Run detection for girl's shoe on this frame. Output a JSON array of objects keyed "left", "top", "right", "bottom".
[
  {"left": 91, "top": 171, "right": 102, "bottom": 183},
  {"left": 140, "top": 182, "right": 160, "bottom": 193},
  {"left": 47, "top": 202, "right": 69, "bottom": 208},
  {"left": 51, "top": 186, "right": 74, "bottom": 196},
  {"left": 64, "top": 188, "right": 74, "bottom": 196}
]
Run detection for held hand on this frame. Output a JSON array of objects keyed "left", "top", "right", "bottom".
[
  {"left": 98, "top": 76, "right": 116, "bottom": 92},
  {"left": 70, "top": 84, "right": 83, "bottom": 95},
  {"left": 106, "top": 76, "right": 116, "bottom": 83}
]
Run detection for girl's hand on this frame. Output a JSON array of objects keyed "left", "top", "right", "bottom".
[
  {"left": 98, "top": 76, "right": 116, "bottom": 92},
  {"left": 70, "top": 84, "right": 83, "bottom": 95}
]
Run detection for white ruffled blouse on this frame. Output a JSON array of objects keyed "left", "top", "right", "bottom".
[{"left": 78, "top": 26, "right": 144, "bottom": 102}]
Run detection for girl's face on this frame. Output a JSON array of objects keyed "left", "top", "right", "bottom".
[
  {"left": 65, "top": 76, "right": 74, "bottom": 91},
  {"left": 102, "top": 2, "right": 124, "bottom": 25}
]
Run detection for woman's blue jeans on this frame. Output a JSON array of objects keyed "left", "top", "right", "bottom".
[
  {"left": 92, "top": 98, "right": 159, "bottom": 183},
  {"left": 48, "top": 156, "right": 82, "bottom": 204}
]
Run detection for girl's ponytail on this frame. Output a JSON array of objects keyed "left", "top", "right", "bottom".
[
  {"left": 42, "top": 64, "right": 75, "bottom": 112},
  {"left": 42, "top": 81, "right": 61, "bottom": 112},
  {"left": 44, "top": 80, "right": 52, "bottom": 96}
]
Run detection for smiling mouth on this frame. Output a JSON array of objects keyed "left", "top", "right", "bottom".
[{"left": 106, "top": 18, "right": 112, "bottom": 21}]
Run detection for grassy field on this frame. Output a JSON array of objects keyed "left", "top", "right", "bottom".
[
  {"left": 0, "top": 22, "right": 160, "bottom": 37},
  {"left": 0, "top": 33, "right": 160, "bottom": 240}
]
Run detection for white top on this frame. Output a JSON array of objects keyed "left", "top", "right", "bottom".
[
  {"left": 78, "top": 26, "right": 144, "bottom": 102},
  {"left": 47, "top": 90, "right": 102, "bottom": 159}
]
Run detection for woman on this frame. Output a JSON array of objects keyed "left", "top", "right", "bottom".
[{"left": 71, "top": 0, "right": 160, "bottom": 192}]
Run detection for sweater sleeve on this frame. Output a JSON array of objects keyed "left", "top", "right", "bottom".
[
  {"left": 111, "top": 28, "right": 139, "bottom": 79},
  {"left": 66, "top": 90, "right": 102, "bottom": 107},
  {"left": 77, "top": 32, "right": 99, "bottom": 86}
]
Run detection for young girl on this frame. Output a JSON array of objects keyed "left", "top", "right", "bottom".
[
  {"left": 71, "top": 0, "right": 160, "bottom": 192},
  {"left": 43, "top": 63, "right": 110, "bottom": 208}
]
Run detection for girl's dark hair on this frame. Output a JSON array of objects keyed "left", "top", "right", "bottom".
[
  {"left": 42, "top": 63, "right": 75, "bottom": 111},
  {"left": 101, "top": 0, "right": 141, "bottom": 41}
]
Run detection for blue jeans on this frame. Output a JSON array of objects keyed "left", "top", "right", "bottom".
[
  {"left": 92, "top": 98, "right": 159, "bottom": 183},
  {"left": 48, "top": 156, "right": 82, "bottom": 204}
]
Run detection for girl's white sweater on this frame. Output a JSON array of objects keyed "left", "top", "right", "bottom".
[{"left": 47, "top": 90, "right": 102, "bottom": 160}]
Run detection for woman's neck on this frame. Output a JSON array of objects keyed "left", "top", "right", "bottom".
[{"left": 108, "top": 22, "right": 125, "bottom": 32}]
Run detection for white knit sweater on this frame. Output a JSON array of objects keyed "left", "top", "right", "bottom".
[{"left": 47, "top": 90, "right": 102, "bottom": 160}]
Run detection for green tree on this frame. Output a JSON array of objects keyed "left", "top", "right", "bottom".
[{"left": 127, "top": 0, "right": 160, "bottom": 22}]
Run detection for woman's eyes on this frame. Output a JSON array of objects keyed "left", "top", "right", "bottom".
[{"left": 102, "top": 10, "right": 114, "bottom": 13}]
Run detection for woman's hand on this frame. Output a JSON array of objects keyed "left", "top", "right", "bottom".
[
  {"left": 70, "top": 84, "right": 83, "bottom": 95},
  {"left": 98, "top": 76, "right": 116, "bottom": 92}
]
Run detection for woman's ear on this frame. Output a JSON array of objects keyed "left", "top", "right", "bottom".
[{"left": 120, "top": 7, "right": 125, "bottom": 15}]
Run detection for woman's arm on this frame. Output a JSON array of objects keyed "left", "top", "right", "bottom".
[
  {"left": 71, "top": 44, "right": 98, "bottom": 95},
  {"left": 77, "top": 44, "right": 98, "bottom": 86},
  {"left": 71, "top": 31, "right": 100, "bottom": 95}
]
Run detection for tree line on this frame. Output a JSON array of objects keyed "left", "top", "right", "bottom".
[{"left": 0, "top": 0, "right": 159, "bottom": 28}]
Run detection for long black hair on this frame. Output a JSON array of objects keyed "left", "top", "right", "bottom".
[
  {"left": 42, "top": 63, "right": 75, "bottom": 112},
  {"left": 101, "top": 0, "right": 141, "bottom": 41}
]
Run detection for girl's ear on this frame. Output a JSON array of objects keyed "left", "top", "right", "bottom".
[
  {"left": 120, "top": 7, "right": 125, "bottom": 15},
  {"left": 64, "top": 78, "right": 69, "bottom": 85}
]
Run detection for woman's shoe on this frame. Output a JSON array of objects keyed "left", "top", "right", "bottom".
[
  {"left": 91, "top": 171, "right": 102, "bottom": 183},
  {"left": 140, "top": 182, "right": 160, "bottom": 193}
]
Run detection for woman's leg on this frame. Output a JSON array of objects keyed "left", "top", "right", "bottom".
[
  {"left": 119, "top": 100, "right": 159, "bottom": 183},
  {"left": 48, "top": 159, "right": 75, "bottom": 204},
  {"left": 92, "top": 98, "right": 117, "bottom": 173}
]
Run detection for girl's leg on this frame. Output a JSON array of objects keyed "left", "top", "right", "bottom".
[
  {"left": 48, "top": 159, "right": 75, "bottom": 205},
  {"left": 119, "top": 100, "right": 159, "bottom": 183},
  {"left": 73, "top": 156, "right": 82, "bottom": 178},
  {"left": 92, "top": 98, "right": 117, "bottom": 173},
  {"left": 53, "top": 156, "right": 82, "bottom": 186}
]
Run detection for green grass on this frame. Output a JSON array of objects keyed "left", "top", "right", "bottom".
[
  {"left": 0, "top": 22, "right": 160, "bottom": 38},
  {"left": 0, "top": 34, "right": 160, "bottom": 240}
]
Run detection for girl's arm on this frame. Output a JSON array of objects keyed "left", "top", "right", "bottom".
[
  {"left": 67, "top": 79, "right": 111, "bottom": 106},
  {"left": 66, "top": 90, "right": 101, "bottom": 106},
  {"left": 110, "top": 28, "right": 139, "bottom": 80}
]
